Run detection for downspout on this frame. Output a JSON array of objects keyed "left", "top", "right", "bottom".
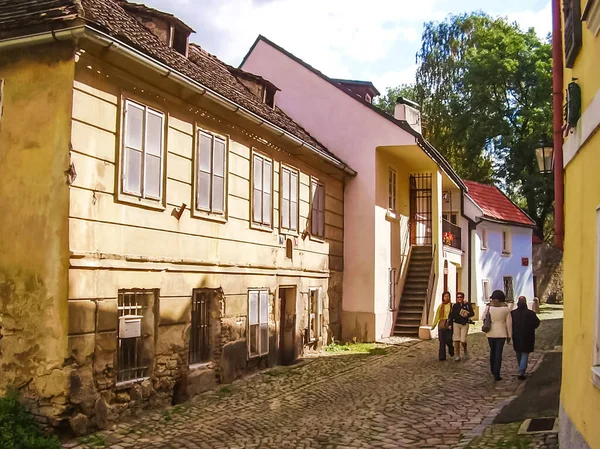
[{"left": 552, "top": 0, "right": 565, "bottom": 250}]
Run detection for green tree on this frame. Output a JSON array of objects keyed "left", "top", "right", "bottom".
[
  {"left": 373, "top": 84, "right": 416, "bottom": 115},
  {"left": 413, "top": 13, "right": 553, "bottom": 237}
]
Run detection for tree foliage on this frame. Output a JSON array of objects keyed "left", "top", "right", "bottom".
[
  {"left": 373, "top": 84, "right": 416, "bottom": 115},
  {"left": 412, "top": 13, "right": 553, "bottom": 236}
]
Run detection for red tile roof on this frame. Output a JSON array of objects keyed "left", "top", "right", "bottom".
[
  {"left": 0, "top": 0, "right": 352, "bottom": 173},
  {"left": 463, "top": 180, "right": 535, "bottom": 227}
]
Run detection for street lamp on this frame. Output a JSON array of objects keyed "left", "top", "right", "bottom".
[{"left": 536, "top": 141, "right": 554, "bottom": 174}]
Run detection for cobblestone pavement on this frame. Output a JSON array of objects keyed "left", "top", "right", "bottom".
[
  {"left": 465, "top": 422, "right": 559, "bottom": 449},
  {"left": 67, "top": 308, "right": 562, "bottom": 449}
]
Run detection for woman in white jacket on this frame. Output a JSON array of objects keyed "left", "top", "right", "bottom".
[{"left": 485, "top": 290, "right": 513, "bottom": 381}]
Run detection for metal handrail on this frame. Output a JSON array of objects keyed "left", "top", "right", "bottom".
[{"left": 424, "top": 244, "right": 437, "bottom": 325}]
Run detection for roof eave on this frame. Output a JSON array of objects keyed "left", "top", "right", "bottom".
[
  {"left": 479, "top": 216, "right": 536, "bottom": 229},
  {"left": 0, "top": 26, "right": 355, "bottom": 177}
]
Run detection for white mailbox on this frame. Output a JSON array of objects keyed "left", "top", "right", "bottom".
[{"left": 119, "top": 315, "right": 142, "bottom": 339}]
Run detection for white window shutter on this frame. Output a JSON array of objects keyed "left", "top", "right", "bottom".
[
  {"left": 281, "top": 169, "right": 290, "bottom": 229},
  {"left": 212, "top": 138, "right": 226, "bottom": 213},
  {"left": 249, "top": 290, "right": 259, "bottom": 325},
  {"left": 253, "top": 156, "right": 263, "bottom": 223},
  {"left": 197, "top": 133, "right": 212, "bottom": 210},
  {"left": 259, "top": 290, "right": 269, "bottom": 355},
  {"left": 263, "top": 160, "right": 272, "bottom": 226},
  {"left": 291, "top": 172, "right": 298, "bottom": 231}
]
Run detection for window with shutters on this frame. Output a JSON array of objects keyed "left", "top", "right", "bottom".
[
  {"left": 252, "top": 152, "right": 273, "bottom": 229},
  {"left": 280, "top": 165, "right": 299, "bottom": 233},
  {"left": 120, "top": 99, "right": 165, "bottom": 206},
  {"left": 564, "top": 0, "right": 583, "bottom": 68},
  {"left": 308, "top": 287, "right": 323, "bottom": 342},
  {"left": 248, "top": 289, "right": 269, "bottom": 358},
  {"left": 311, "top": 178, "right": 325, "bottom": 239},
  {"left": 194, "top": 129, "right": 227, "bottom": 218}
]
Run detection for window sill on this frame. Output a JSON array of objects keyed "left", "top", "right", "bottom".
[
  {"left": 189, "top": 362, "right": 212, "bottom": 370},
  {"left": 592, "top": 366, "right": 600, "bottom": 389},
  {"left": 501, "top": 252, "right": 512, "bottom": 257},
  {"left": 117, "top": 192, "right": 165, "bottom": 212},
  {"left": 481, "top": 246, "right": 488, "bottom": 251},
  {"left": 250, "top": 222, "right": 274, "bottom": 233},
  {"left": 247, "top": 353, "right": 269, "bottom": 360},
  {"left": 279, "top": 228, "right": 299, "bottom": 237},
  {"left": 309, "top": 234, "right": 325, "bottom": 243},
  {"left": 385, "top": 210, "right": 400, "bottom": 222},
  {"left": 115, "top": 377, "right": 150, "bottom": 390},
  {"left": 191, "top": 209, "right": 227, "bottom": 224}
]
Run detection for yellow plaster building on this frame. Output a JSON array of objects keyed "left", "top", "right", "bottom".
[
  {"left": 0, "top": 0, "right": 354, "bottom": 434},
  {"left": 560, "top": 0, "right": 600, "bottom": 447}
]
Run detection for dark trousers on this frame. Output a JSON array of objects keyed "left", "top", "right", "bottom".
[
  {"left": 438, "top": 328, "right": 454, "bottom": 360},
  {"left": 488, "top": 337, "right": 506, "bottom": 379}
]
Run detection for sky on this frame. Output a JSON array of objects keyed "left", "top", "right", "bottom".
[{"left": 141, "top": 0, "right": 551, "bottom": 95}]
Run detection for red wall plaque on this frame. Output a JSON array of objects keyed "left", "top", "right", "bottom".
[{"left": 522, "top": 257, "right": 529, "bottom": 266}]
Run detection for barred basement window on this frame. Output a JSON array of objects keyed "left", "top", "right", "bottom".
[
  {"left": 190, "top": 289, "right": 212, "bottom": 365},
  {"left": 308, "top": 287, "right": 323, "bottom": 341},
  {"left": 503, "top": 276, "right": 515, "bottom": 303},
  {"left": 248, "top": 289, "right": 269, "bottom": 358},
  {"left": 117, "top": 289, "right": 156, "bottom": 383}
]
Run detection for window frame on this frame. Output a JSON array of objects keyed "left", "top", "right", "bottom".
[
  {"left": 389, "top": 268, "right": 397, "bottom": 310},
  {"left": 501, "top": 227, "right": 512, "bottom": 256},
  {"left": 251, "top": 150, "right": 274, "bottom": 231},
  {"left": 118, "top": 97, "right": 167, "bottom": 211},
  {"left": 247, "top": 288, "right": 269, "bottom": 358},
  {"left": 279, "top": 164, "right": 300, "bottom": 235},
  {"left": 503, "top": 276, "right": 515, "bottom": 303},
  {"left": 480, "top": 226, "right": 488, "bottom": 250},
  {"left": 388, "top": 167, "right": 397, "bottom": 212},
  {"left": 192, "top": 126, "right": 229, "bottom": 222},
  {"left": 116, "top": 288, "right": 157, "bottom": 385},
  {"left": 307, "top": 287, "right": 323, "bottom": 342},
  {"left": 189, "top": 288, "right": 213, "bottom": 366},
  {"left": 310, "top": 177, "right": 326, "bottom": 240},
  {"left": 593, "top": 208, "right": 600, "bottom": 388},
  {"left": 482, "top": 279, "right": 491, "bottom": 304}
]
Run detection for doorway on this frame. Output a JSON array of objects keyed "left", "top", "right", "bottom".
[
  {"left": 409, "top": 174, "right": 433, "bottom": 245},
  {"left": 278, "top": 286, "right": 297, "bottom": 365}
]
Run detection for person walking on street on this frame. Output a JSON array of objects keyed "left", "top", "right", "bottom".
[
  {"left": 484, "top": 290, "right": 512, "bottom": 381},
  {"left": 449, "top": 292, "right": 474, "bottom": 361},
  {"left": 432, "top": 291, "right": 454, "bottom": 361},
  {"left": 511, "top": 296, "right": 541, "bottom": 380}
]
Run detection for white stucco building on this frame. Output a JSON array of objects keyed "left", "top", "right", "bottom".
[
  {"left": 241, "top": 35, "right": 472, "bottom": 341},
  {"left": 463, "top": 181, "right": 536, "bottom": 317}
]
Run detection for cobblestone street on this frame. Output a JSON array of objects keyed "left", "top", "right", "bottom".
[{"left": 68, "top": 308, "right": 562, "bottom": 449}]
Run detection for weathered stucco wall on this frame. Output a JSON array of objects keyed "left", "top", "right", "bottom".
[
  {"left": 532, "top": 242, "right": 563, "bottom": 303},
  {"left": 62, "top": 52, "right": 345, "bottom": 433},
  {"left": 0, "top": 43, "right": 75, "bottom": 425}
]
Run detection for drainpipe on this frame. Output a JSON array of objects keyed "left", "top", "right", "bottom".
[{"left": 552, "top": 0, "right": 565, "bottom": 250}]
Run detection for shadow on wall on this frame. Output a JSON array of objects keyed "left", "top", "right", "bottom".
[{"left": 533, "top": 243, "right": 563, "bottom": 303}]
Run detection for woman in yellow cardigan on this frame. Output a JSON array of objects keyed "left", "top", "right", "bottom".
[{"left": 432, "top": 291, "right": 455, "bottom": 361}]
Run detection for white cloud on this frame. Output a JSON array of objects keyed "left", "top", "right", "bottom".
[
  {"left": 500, "top": 1, "right": 552, "bottom": 38},
  {"left": 368, "top": 65, "right": 419, "bottom": 93}
]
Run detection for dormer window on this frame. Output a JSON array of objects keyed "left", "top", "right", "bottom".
[
  {"left": 172, "top": 27, "right": 189, "bottom": 57},
  {"left": 264, "top": 85, "right": 277, "bottom": 109}
]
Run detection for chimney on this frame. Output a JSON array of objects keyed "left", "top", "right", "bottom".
[{"left": 394, "top": 97, "right": 422, "bottom": 135}]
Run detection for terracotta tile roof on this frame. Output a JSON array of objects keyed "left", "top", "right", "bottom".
[
  {"left": 0, "top": 0, "right": 80, "bottom": 33},
  {"left": 0, "top": 0, "right": 351, "bottom": 171},
  {"left": 463, "top": 180, "right": 535, "bottom": 227}
]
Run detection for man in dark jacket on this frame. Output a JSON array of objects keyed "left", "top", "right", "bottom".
[{"left": 511, "top": 296, "right": 541, "bottom": 380}]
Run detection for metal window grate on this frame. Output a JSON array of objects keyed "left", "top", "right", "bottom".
[
  {"left": 117, "top": 289, "right": 153, "bottom": 383},
  {"left": 409, "top": 174, "right": 433, "bottom": 246},
  {"left": 503, "top": 277, "right": 514, "bottom": 303},
  {"left": 190, "top": 290, "right": 211, "bottom": 364}
]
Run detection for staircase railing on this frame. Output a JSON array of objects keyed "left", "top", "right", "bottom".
[{"left": 424, "top": 244, "right": 437, "bottom": 325}]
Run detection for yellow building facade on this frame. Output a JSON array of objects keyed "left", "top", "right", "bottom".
[
  {"left": 0, "top": 1, "right": 353, "bottom": 434},
  {"left": 560, "top": 0, "right": 600, "bottom": 447}
]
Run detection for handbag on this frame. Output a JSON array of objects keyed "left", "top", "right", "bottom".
[{"left": 482, "top": 305, "right": 492, "bottom": 333}]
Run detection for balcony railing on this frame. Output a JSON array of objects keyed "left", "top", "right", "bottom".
[{"left": 442, "top": 219, "right": 462, "bottom": 250}]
